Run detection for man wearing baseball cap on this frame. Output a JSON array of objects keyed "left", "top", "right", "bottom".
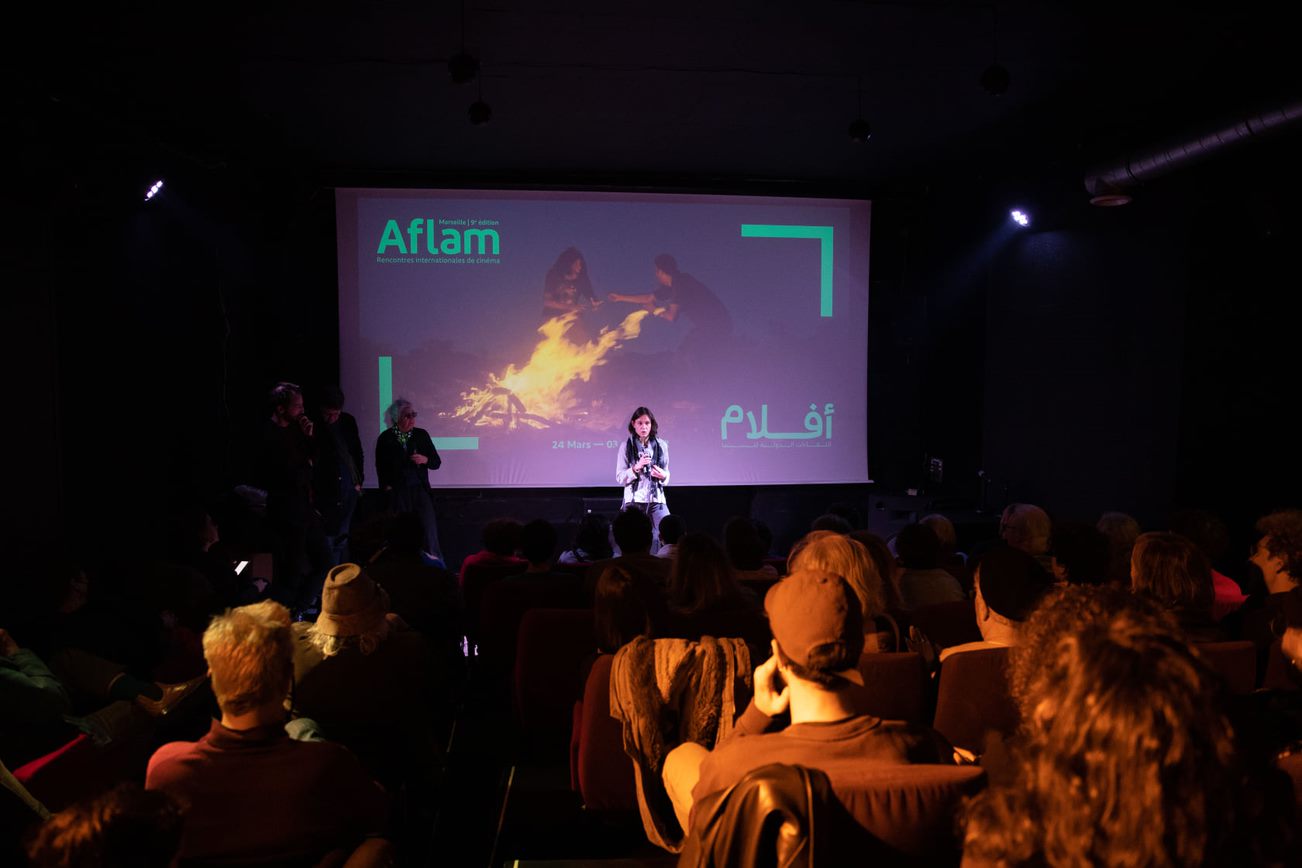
[{"left": 661, "top": 568, "right": 950, "bottom": 833}]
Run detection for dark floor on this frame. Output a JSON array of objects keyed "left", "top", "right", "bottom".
[{"left": 430, "top": 670, "right": 673, "bottom": 868}]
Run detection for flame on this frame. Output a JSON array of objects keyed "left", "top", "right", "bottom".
[{"left": 454, "top": 309, "right": 651, "bottom": 429}]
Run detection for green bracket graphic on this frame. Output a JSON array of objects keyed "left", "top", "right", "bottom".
[
  {"left": 740, "top": 224, "right": 834, "bottom": 317},
  {"left": 431, "top": 437, "right": 480, "bottom": 450},
  {"left": 378, "top": 356, "right": 393, "bottom": 432},
  {"left": 377, "top": 355, "right": 478, "bottom": 450}
]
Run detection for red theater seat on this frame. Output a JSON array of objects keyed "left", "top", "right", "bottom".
[
  {"left": 513, "top": 608, "right": 596, "bottom": 754},
  {"left": 932, "top": 647, "right": 1018, "bottom": 755},
  {"left": 572, "top": 653, "right": 637, "bottom": 812},
  {"left": 1195, "top": 640, "right": 1257, "bottom": 695},
  {"left": 908, "top": 599, "right": 981, "bottom": 649},
  {"left": 856, "top": 652, "right": 928, "bottom": 725}
]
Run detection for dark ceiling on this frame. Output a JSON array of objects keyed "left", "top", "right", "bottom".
[{"left": 18, "top": 3, "right": 1302, "bottom": 198}]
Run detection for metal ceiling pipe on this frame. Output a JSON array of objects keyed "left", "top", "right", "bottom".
[{"left": 1083, "top": 99, "right": 1302, "bottom": 198}]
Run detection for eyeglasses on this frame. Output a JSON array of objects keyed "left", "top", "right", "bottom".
[{"left": 400, "top": 412, "right": 418, "bottom": 420}]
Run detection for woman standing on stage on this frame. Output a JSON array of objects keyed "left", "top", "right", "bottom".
[
  {"left": 615, "top": 407, "right": 670, "bottom": 552},
  {"left": 376, "top": 398, "right": 442, "bottom": 561}
]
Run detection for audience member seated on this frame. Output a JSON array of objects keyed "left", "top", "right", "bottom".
[
  {"left": 165, "top": 503, "right": 262, "bottom": 610},
  {"left": 363, "top": 512, "right": 463, "bottom": 661},
  {"left": 656, "top": 514, "right": 686, "bottom": 560},
  {"left": 585, "top": 509, "right": 671, "bottom": 597},
  {"left": 558, "top": 513, "right": 613, "bottom": 564},
  {"left": 594, "top": 564, "right": 670, "bottom": 656},
  {"left": 939, "top": 548, "right": 1054, "bottom": 662},
  {"left": 999, "top": 503, "right": 1053, "bottom": 573},
  {"left": 1232, "top": 509, "right": 1302, "bottom": 667},
  {"left": 24, "top": 782, "right": 183, "bottom": 868},
  {"left": 1131, "top": 531, "right": 1224, "bottom": 642},
  {"left": 810, "top": 513, "right": 853, "bottom": 535},
  {"left": 1171, "top": 507, "right": 1248, "bottom": 621},
  {"left": 498, "top": 518, "right": 583, "bottom": 599},
  {"left": 920, "top": 512, "right": 968, "bottom": 579},
  {"left": 146, "top": 600, "right": 389, "bottom": 865},
  {"left": 723, "top": 517, "right": 779, "bottom": 582},
  {"left": 1097, "top": 510, "right": 1142, "bottom": 586},
  {"left": 661, "top": 570, "right": 952, "bottom": 841},
  {"left": 458, "top": 518, "right": 526, "bottom": 586},
  {"left": 789, "top": 531, "right": 897, "bottom": 651},
  {"left": 850, "top": 530, "right": 905, "bottom": 612},
  {"left": 1, "top": 626, "right": 202, "bottom": 771},
  {"left": 291, "top": 564, "right": 444, "bottom": 784},
  {"left": 828, "top": 501, "right": 864, "bottom": 530},
  {"left": 963, "top": 585, "right": 1295, "bottom": 867},
  {"left": 1047, "top": 521, "right": 1110, "bottom": 585},
  {"left": 665, "top": 532, "right": 769, "bottom": 652},
  {"left": 894, "top": 523, "right": 966, "bottom": 613},
  {"left": 20, "top": 556, "right": 180, "bottom": 691}
]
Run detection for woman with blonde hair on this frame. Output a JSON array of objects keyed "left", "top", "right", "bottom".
[{"left": 788, "top": 530, "right": 897, "bottom": 651}]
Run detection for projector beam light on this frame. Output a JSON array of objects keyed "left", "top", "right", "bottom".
[
  {"left": 145, "top": 180, "right": 165, "bottom": 202},
  {"left": 1010, "top": 209, "right": 1030, "bottom": 227}
]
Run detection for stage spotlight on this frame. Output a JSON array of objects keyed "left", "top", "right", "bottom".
[
  {"left": 847, "top": 117, "right": 872, "bottom": 143},
  {"left": 144, "top": 179, "right": 164, "bottom": 202},
  {"left": 1010, "top": 209, "right": 1030, "bottom": 227},
  {"left": 468, "top": 100, "right": 492, "bottom": 125}
]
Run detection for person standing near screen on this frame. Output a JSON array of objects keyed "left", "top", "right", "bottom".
[
  {"left": 376, "top": 399, "right": 442, "bottom": 562},
  {"left": 616, "top": 406, "right": 671, "bottom": 552},
  {"left": 542, "top": 247, "right": 602, "bottom": 343}
]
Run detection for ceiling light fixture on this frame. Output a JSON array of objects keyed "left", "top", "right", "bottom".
[{"left": 848, "top": 76, "right": 872, "bottom": 143}]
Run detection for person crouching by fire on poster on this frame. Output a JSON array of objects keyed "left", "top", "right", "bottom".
[{"left": 616, "top": 406, "right": 670, "bottom": 553}]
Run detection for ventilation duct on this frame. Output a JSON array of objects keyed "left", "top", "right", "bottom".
[{"left": 1083, "top": 99, "right": 1302, "bottom": 204}]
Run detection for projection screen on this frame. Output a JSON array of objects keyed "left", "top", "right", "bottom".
[{"left": 336, "top": 188, "right": 870, "bottom": 487}]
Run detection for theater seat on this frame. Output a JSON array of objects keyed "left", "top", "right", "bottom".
[
  {"left": 833, "top": 763, "right": 987, "bottom": 865},
  {"left": 513, "top": 608, "right": 595, "bottom": 754},
  {"left": 479, "top": 576, "right": 586, "bottom": 693},
  {"left": 1263, "top": 639, "right": 1301, "bottom": 691},
  {"left": 681, "top": 762, "right": 985, "bottom": 867},
  {"left": 461, "top": 559, "right": 528, "bottom": 650},
  {"left": 1195, "top": 640, "right": 1257, "bottom": 694},
  {"left": 856, "top": 652, "right": 928, "bottom": 725},
  {"left": 908, "top": 599, "right": 981, "bottom": 649},
  {"left": 932, "top": 647, "right": 1017, "bottom": 754},
  {"left": 572, "top": 653, "right": 637, "bottom": 812}
]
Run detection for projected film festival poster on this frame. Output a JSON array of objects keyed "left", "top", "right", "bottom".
[{"left": 336, "top": 189, "right": 869, "bottom": 487}]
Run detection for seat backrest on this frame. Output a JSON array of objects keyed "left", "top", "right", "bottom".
[
  {"left": 1263, "top": 639, "right": 1301, "bottom": 691},
  {"left": 513, "top": 608, "right": 596, "bottom": 753},
  {"left": 461, "top": 559, "right": 529, "bottom": 645},
  {"left": 1195, "top": 640, "right": 1257, "bottom": 695},
  {"left": 574, "top": 653, "right": 637, "bottom": 812},
  {"left": 480, "top": 578, "right": 585, "bottom": 690},
  {"left": 908, "top": 599, "right": 981, "bottom": 649},
  {"left": 932, "top": 647, "right": 1018, "bottom": 754},
  {"left": 833, "top": 763, "right": 987, "bottom": 865},
  {"left": 856, "top": 652, "right": 928, "bottom": 725}
]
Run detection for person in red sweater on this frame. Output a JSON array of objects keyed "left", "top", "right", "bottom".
[
  {"left": 146, "top": 601, "right": 388, "bottom": 865},
  {"left": 661, "top": 569, "right": 949, "bottom": 834}
]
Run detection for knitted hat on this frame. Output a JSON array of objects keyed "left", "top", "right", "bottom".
[
  {"left": 314, "top": 563, "right": 388, "bottom": 637},
  {"left": 764, "top": 569, "right": 864, "bottom": 685},
  {"left": 977, "top": 547, "right": 1055, "bottom": 622}
]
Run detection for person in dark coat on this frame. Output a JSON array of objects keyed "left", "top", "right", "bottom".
[{"left": 375, "top": 398, "right": 442, "bottom": 560}]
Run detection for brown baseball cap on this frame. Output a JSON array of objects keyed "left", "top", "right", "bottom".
[
  {"left": 764, "top": 569, "right": 865, "bottom": 685},
  {"left": 314, "top": 563, "right": 389, "bottom": 638}
]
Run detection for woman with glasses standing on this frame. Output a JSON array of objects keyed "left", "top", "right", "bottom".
[{"left": 377, "top": 399, "right": 442, "bottom": 561}]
